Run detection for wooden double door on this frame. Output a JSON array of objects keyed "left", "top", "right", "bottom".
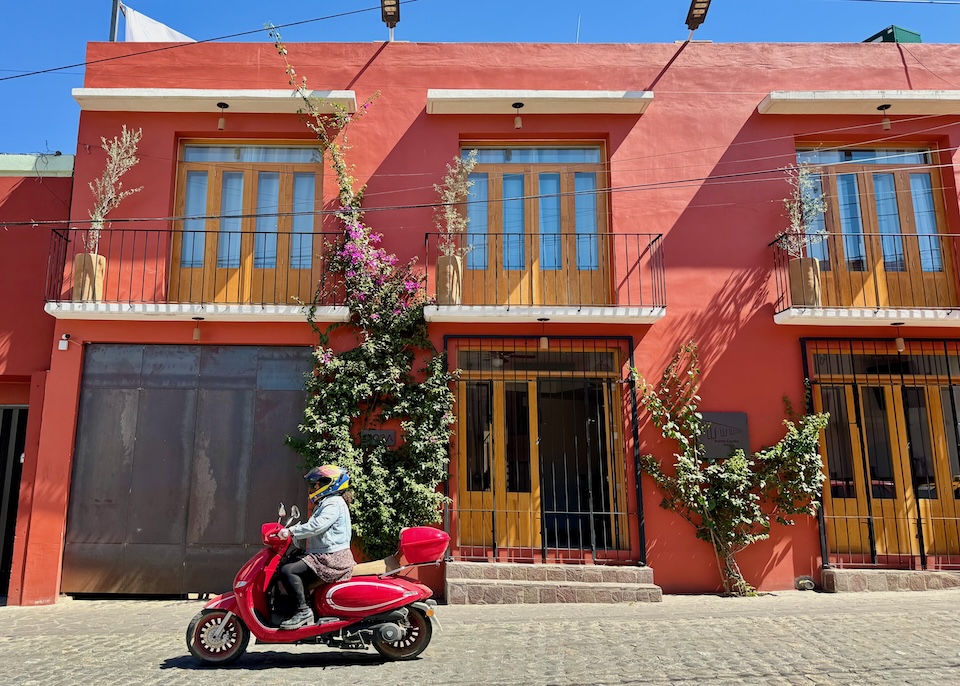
[
  {"left": 816, "top": 382, "right": 960, "bottom": 562},
  {"left": 456, "top": 377, "right": 628, "bottom": 555}
]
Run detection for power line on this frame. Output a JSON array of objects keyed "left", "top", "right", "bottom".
[
  {"left": 5, "top": 154, "right": 956, "bottom": 230},
  {"left": 838, "top": 0, "right": 960, "bottom": 4},
  {"left": 73, "top": 113, "right": 960, "bottom": 193},
  {"left": 0, "top": 2, "right": 419, "bottom": 84}
]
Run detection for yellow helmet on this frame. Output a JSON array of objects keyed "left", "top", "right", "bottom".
[{"left": 305, "top": 465, "right": 350, "bottom": 505}]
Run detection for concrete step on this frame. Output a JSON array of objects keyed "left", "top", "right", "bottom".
[
  {"left": 446, "top": 578, "right": 662, "bottom": 604},
  {"left": 823, "top": 568, "right": 960, "bottom": 592},
  {"left": 446, "top": 561, "right": 655, "bottom": 585},
  {"left": 445, "top": 562, "right": 662, "bottom": 604}
]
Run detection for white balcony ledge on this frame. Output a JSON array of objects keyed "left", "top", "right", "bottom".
[
  {"left": 774, "top": 307, "right": 960, "bottom": 327},
  {"left": 425, "top": 305, "right": 666, "bottom": 324},
  {"left": 426, "top": 89, "right": 654, "bottom": 115},
  {"left": 758, "top": 90, "right": 960, "bottom": 116},
  {"left": 44, "top": 302, "right": 350, "bottom": 323},
  {"left": 72, "top": 88, "right": 357, "bottom": 114}
]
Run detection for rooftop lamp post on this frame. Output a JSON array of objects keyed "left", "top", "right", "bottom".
[
  {"left": 381, "top": 0, "right": 400, "bottom": 42},
  {"left": 684, "top": 0, "right": 712, "bottom": 39}
]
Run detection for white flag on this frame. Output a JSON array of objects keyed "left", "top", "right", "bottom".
[{"left": 121, "top": 4, "right": 195, "bottom": 42}]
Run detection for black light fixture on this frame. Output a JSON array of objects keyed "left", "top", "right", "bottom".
[
  {"left": 877, "top": 103, "right": 892, "bottom": 131},
  {"left": 892, "top": 321, "right": 905, "bottom": 353},
  {"left": 538, "top": 317, "right": 550, "bottom": 350},
  {"left": 381, "top": 0, "right": 400, "bottom": 40},
  {"left": 513, "top": 102, "right": 524, "bottom": 130},
  {"left": 685, "top": 0, "right": 712, "bottom": 32},
  {"left": 216, "top": 102, "right": 229, "bottom": 131}
]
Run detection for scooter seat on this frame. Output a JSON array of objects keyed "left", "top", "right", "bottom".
[
  {"left": 305, "top": 555, "right": 400, "bottom": 592},
  {"left": 353, "top": 554, "right": 400, "bottom": 576}
]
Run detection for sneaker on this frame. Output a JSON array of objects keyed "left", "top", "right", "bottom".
[{"left": 279, "top": 607, "right": 314, "bottom": 630}]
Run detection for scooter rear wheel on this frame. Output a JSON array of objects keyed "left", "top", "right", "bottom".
[
  {"left": 186, "top": 609, "right": 250, "bottom": 665},
  {"left": 372, "top": 606, "right": 433, "bottom": 661}
]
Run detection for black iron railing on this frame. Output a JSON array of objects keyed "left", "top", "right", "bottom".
[
  {"left": 46, "top": 227, "right": 344, "bottom": 306},
  {"left": 807, "top": 338, "right": 960, "bottom": 571},
  {"left": 822, "top": 514, "right": 960, "bottom": 571},
  {"left": 772, "top": 232, "right": 960, "bottom": 313},
  {"left": 425, "top": 232, "right": 665, "bottom": 309},
  {"left": 444, "top": 336, "right": 641, "bottom": 564}
]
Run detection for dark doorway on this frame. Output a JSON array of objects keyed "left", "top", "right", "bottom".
[
  {"left": 0, "top": 407, "right": 27, "bottom": 595},
  {"left": 537, "top": 380, "right": 626, "bottom": 553}
]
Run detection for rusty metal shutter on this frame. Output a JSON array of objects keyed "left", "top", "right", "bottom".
[{"left": 62, "top": 344, "right": 311, "bottom": 595}]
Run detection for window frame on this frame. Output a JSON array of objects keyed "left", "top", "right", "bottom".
[{"left": 171, "top": 139, "right": 325, "bottom": 304}]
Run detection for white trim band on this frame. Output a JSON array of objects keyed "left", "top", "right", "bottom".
[
  {"left": 426, "top": 89, "right": 654, "bottom": 115},
  {"left": 0, "top": 153, "right": 75, "bottom": 177},
  {"left": 425, "top": 305, "right": 666, "bottom": 324},
  {"left": 758, "top": 90, "right": 960, "bottom": 116},
  {"left": 44, "top": 302, "right": 350, "bottom": 322},
  {"left": 774, "top": 307, "right": 960, "bottom": 327},
  {"left": 72, "top": 88, "right": 357, "bottom": 114}
]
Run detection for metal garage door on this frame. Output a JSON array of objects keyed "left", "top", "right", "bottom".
[{"left": 62, "top": 344, "right": 312, "bottom": 595}]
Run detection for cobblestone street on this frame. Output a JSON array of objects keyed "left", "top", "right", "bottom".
[{"left": 0, "top": 590, "right": 958, "bottom": 686}]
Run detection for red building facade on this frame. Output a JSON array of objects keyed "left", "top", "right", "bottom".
[
  {"left": 0, "top": 153, "right": 73, "bottom": 601},
  {"left": 7, "top": 39, "right": 960, "bottom": 604}
]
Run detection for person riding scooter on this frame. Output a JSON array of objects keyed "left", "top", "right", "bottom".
[{"left": 276, "top": 464, "right": 356, "bottom": 630}]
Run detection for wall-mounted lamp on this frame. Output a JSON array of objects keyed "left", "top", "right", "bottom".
[
  {"left": 216, "top": 102, "right": 229, "bottom": 131},
  {"left": 512, "top": 102, "right": 524, "bottom": 130},
  {"left": 892, "top": 321, "right": 905, "bottom": 353},
  {"left": 192, "top": 316, "right": 204, "bottom": 341},
  {"left": 58, "top": 333, "right": 71, "bottom": 351},
  {"left": 538, "top": 317, "right": 549, "bottom": 350},
  {"left": 877, "top": 103, "right": 892, "bottom": 131},
  {"left": 381, "top": 0, "right": 399, "bottom": 41}
]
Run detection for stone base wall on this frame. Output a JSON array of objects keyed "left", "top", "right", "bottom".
[
  {"left": 445, "top": 562, "right": 662, "bottom": 604},
  {"left": 822, "top": 568, "right": 960, "bottom": 592}
]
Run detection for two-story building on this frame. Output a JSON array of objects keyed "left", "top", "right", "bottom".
[{"left": 7, "top": 37, "right": 960, "bottom": 604}]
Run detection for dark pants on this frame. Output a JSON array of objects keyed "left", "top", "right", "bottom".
[{"left": 280, "top": 559, "right": 318, "bottom": 610}]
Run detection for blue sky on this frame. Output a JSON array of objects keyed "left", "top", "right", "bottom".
[{"left": 1, "top": 0, "right": 957, "bottom": 154}]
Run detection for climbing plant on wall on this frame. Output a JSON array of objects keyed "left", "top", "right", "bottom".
[
  {"left": 271, "top": 28, "right": 455, "bottom": 560},
  {"left": 633, "top": 341, "right": 829, "bottom": 596}
]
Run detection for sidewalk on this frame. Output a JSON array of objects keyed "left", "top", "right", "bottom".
[{"left": 0, "top": 590, "right": 958, "bottom": 685}]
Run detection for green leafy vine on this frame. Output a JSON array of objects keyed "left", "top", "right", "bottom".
[
  {"left": 632, "top": 341, "right": 829, "bottom": 596},
  {"left": 271, "top": 28, "right": 455, "bottom": 560}
]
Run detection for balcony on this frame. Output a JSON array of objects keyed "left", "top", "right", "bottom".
[
  {"left": 44, "top": 228, "right": 348, "bottom": 321},
  {"left": 773, "top": 232, "right": 960, "bottom": 326},
  {"left": 423, "top": 232, "right": 666, "bottom": 324}
]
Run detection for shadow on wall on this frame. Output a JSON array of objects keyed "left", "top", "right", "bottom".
[
  {"left": 666, "top": 267, "right": 773, "bottom": 374},
  {"left": 642, "top": 108, "right": 802, "bottom": 377}
]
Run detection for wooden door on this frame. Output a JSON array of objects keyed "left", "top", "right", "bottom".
[
  {"left": 170, "top": 164, "right": 322, "bottom": 305},
  {"left": 457, "top": 380, "right": 541, "bottom": 550},
  {"left": 818, "top": 168, "right": 956, "bottom": 310},
  {"left": 821, "top": 382, "right": 960, "bottom": 559},
  {"left": 461, "top": 164, "right": 610, "bottom": 308},
  {"left": 815, "top": 385, "right": 873, "bottom": 555}
]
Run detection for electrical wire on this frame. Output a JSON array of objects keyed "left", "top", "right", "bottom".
[
  {"left": 73, "top": 112, "right": 960, "bottom": 190},
  {"left": 0, "top": 1, "right": 419, "bottom": 83},
  {"left": 6, "top": 152, "right": 957, "bottom": 230}
]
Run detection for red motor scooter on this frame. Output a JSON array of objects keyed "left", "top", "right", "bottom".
[{"left": 186, "top": 504, "right": 449, "bottom": 665}]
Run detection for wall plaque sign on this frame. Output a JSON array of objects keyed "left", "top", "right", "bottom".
[
  {"left": 700, "top": 412, "right": 750, "bottom": 460},
  {"left": 360, "top": 430, "right": 397, "bottom": 447}
]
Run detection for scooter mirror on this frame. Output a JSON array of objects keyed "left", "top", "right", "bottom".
[
  {"left": 290, "top": 505, "right": 300, "bottom": 520},
  {"left": 278, "top": 503, "right": 286, "bottom": 519}
]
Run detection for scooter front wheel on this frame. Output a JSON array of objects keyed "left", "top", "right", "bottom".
[
  {"left": 186, "top": 609, "right": 250, "bottom": 665},
  {"left": 372, "top": 606, "right": 433, "bottom": 661}
]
